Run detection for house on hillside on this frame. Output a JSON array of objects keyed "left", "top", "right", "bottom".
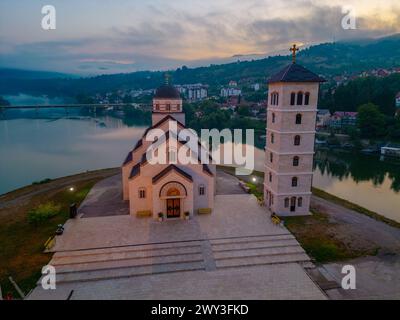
[
  {"left": 329, "top": 111, "right": 358, "bottom": 129},
  {"left": 316, "top": 109, "right": 331, "bottom": 129}
]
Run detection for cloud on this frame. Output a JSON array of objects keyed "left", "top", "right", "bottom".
[
  {"left": 0, "top": 0, "right": 399, "bottom": 74},
  {"left": 245, "top": 3, "right": 400, "bottom": 52}
]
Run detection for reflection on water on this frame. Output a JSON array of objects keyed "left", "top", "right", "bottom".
[
  {"left": 313, "top": 150, "right": 400, "bottom": 222},
  {"left": 0, "top": 108, "right": 399, "bottom": 222},
  {"left": 0, "top": 113, "right": 147, "bottom": 194}
]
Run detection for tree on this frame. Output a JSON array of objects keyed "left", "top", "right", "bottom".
[
  {"left": 386, "top": 116, "right": 400, "bottom": 141},
  {"left": 357, "top": 103, "right": 386, "bottom": 138}
]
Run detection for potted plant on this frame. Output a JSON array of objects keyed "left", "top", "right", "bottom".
[
  {"left": 158, "top": 212, "right": 163, "bottom": 222},
  {"left": 184, "top": 211, "right": 190, "bottom": 220}
]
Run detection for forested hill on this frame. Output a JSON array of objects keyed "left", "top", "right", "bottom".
[{"left": 1, "top": 34, "right": 400, "bottom": 96}]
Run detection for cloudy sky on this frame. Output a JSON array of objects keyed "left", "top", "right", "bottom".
[{"left": 0, "top": 0, "right": 399, "bottom": 75}]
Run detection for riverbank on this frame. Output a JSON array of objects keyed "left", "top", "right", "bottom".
[
  {"left": 312, "top": 187, "right": 400, "bottom": 229},
  {"left": 0, "top": 168, "right": 119, "bottom": 298}
]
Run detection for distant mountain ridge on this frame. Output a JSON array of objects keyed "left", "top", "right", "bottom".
[
  {"left": 0, "top": 34, "right": 399, "bottom": 96},
  {"left": 0, "top": 68, "right": 73, "bottom": 80}
]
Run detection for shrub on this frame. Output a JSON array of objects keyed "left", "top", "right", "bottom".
[{"left": 27, "top": 202, "right": 61, "bottom": 225}]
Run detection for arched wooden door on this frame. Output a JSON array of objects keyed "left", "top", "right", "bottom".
[{"left": 166, "top": 187, "right": 181, "bottom": 218}]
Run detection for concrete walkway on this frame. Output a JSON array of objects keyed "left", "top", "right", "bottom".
[
  {"left": 319, "top": 255, "right": 400, "bottom": 300},
  {"left": 79, "top": 173, "right": 129, "bottom": 218},
  {"left": 216, "top": 170, "right": 246, "bottom": 195},
  {"left": 29, "top": 263, "right": 324, "bottom": 300},
  {"left": 51, "top": 194, "right": 290, "bottom": 252},
  {"left": 28, "top": 171, "right": 326, "bottom": 300}
]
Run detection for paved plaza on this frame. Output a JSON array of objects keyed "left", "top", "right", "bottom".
[{"left": 29, "top": 172, "right": 326, "bottom": 300}]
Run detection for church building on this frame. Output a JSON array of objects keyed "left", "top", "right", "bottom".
[
  {"left": 122, "top": 79, "right": 216, "bottom": 219},
  {"left": 264, "top": 45, "right": 325, "bottom": 216}
]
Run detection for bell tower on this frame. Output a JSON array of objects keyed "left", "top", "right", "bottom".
[
  {"left": 152, "top": 73, "right": 185, "bottom": 125},
  {"left": 264, "top": 45, "right": 325, "bottom": 216}
]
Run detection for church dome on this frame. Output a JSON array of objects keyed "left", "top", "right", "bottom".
[{"left": 154, "top": 85, "right": 181, "bottom": 99}]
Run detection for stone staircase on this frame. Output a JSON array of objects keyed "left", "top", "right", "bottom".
[
  {"left": 210, "top": 234, "right": 310, "bottom": 269},
  {"left": 41, "top": 233, "right": 311, "bottom": 284},
  {"left": 46, "top": 240, "right": 205, "bottom": 284}
]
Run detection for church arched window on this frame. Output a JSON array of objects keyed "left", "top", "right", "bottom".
[
  {"left": 270, "top": 133, "right": 274, "bottom": 144},
  {"left": 269, "top": 172, "right": 272, "bottom": 182},
  {"left": 295, "top": 113, "right": 302, "bottom": 124},
  {"left": 284, "top": 198, "right": 289, "bottom": 208},
  {"left": 155, "top": 104, "right": 160, "bottom": 111},
  {"left": 294, "top": 135, "right": 301, "bottom": 146},
  {"left": 166, "top": 104, "right": 171, "bottom": 111},
  {"left": 293, "top": 156, "right": 299, "bottom": 166},
  {"left": 297, "top": 92, "right": 303, "bottom": 105},
  {"left": 272, "top": 113, "right": 276, "bottom": 123},
  {"left": 304, "top": 92, "right": 310, "bottom": 105},
  {"left": 291, "top": 177, "right": 298, "bottom": 187},
  {"left": 168, "top": 148, "right": 177, "bottom": 163},
  {"left": 290, "top": 92, "right": 296, "bottom": 105},
  {"left": 270, "top": 152, "right": 273, "bottom": 163},
  {"left": 298, "top": 197, "right": 303, "bottom": 207}
]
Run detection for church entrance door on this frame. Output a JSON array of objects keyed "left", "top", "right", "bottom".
[{"left": 166, "top": 199, "right": 180, "bottom": 218}]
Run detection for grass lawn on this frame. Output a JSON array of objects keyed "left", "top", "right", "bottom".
[
  {"left": 0, "top": 177, "right": 103, "bottom": 299},
  {"left": 283, "top": 208, "right": 378, "bottom": 263}
]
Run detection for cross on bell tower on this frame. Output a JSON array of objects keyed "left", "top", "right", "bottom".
[{"left": 290, "top": 44, "right": 299, "bottom": 63}]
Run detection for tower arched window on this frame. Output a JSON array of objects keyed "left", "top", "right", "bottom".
[
  {"left": 284, "top": 198, "right": 289, "bottom": 208},
  {"left": 270, "top": 133, "right": 274, "bottom": 144},
  {"left": 297, "top": 92, "right": 303, "bottom": 105},
  {"left": 304, "top": 92, "right": 310, "bottom": 105},
  {"left": 292, "top": 177, "right": 298, "bottom": 187},
  {"left": 295, "top": 113, "right": 302, "bottom": 124},
  {"left": 298, "top": 197, "right": 303, "bottom": 207},
  {"left": 293, "top": 156, "right": 299, "bottom": 166},
  {"left": 166, "top": 104, "right": 171, "bottom": 111},
  {"left": 155, "top": 104, "right": 160, "bottom": 111},
  {"left": 272, "top": 113, "right": 276, "bottom": 123},
  {"left": 269, "top": 172, "right": 272, "bottom": 182},
  {"left": 270, "top": 152, "right": 273, "bottom": 163},
  {"left": 294, "top": 135, "right": 301, "bottom": 146},
  {"left": 290, "top": 92, "right": 296, "bottom": 106},
  {"left": 270, "top": 92, "right": 279, "bottom": 105}
]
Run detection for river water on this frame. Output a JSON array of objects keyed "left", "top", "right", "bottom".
[{"left": 1, "top": 107, "right": 399, "bottom": 222}]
